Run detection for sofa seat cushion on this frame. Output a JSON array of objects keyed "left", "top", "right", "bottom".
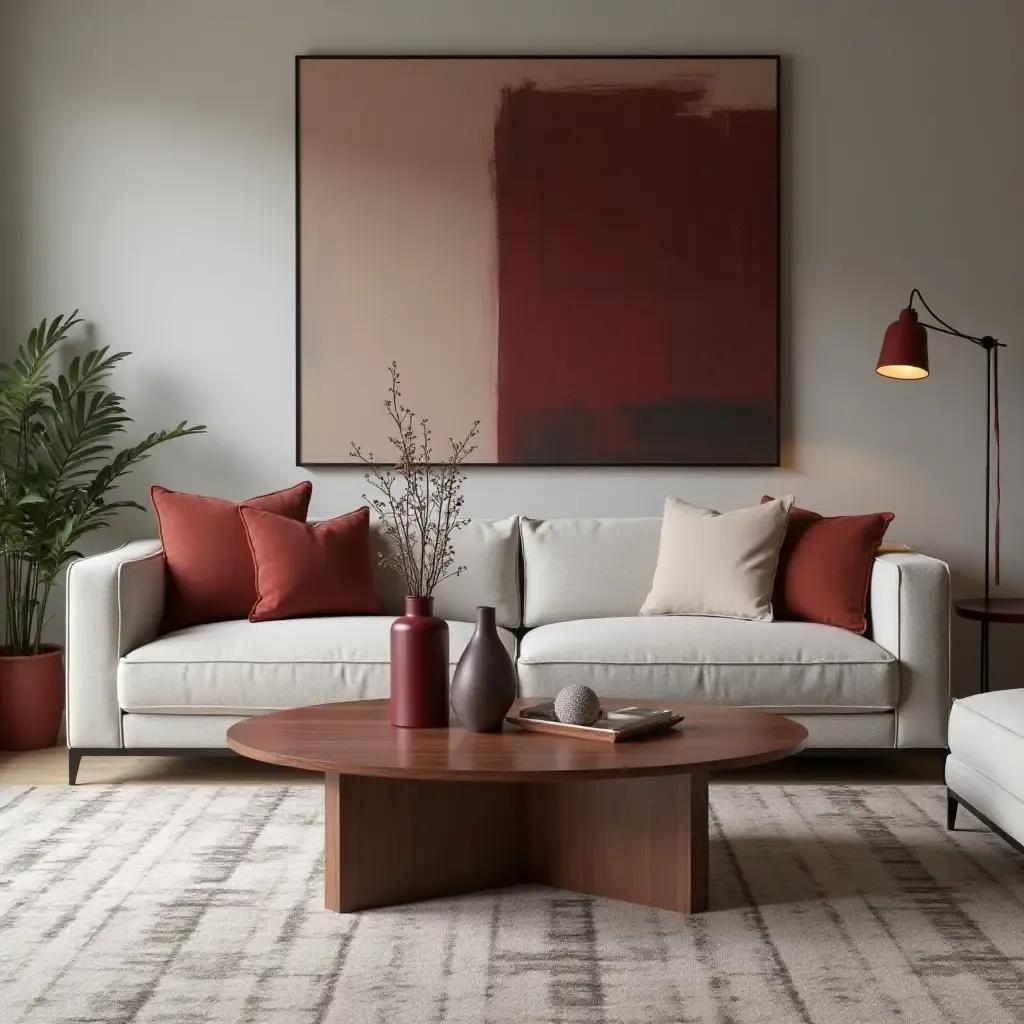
[
  {"left": 948, "top": 690, "right": 1024, "bottom": 805},
  {"left": 118, "top": 617, "right": 516, "bottom": 715},
  {"left": 517, "top": 617, "right": 898, "bottom": 711}
]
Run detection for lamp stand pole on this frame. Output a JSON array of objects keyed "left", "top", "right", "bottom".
[{"left": 981, "top": 335, "right": 997, "bottom": 692}]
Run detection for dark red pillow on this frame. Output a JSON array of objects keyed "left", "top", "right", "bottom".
[
  {"left": 762, "top": 496, "right": 894, "bottom": 634},
  {"left": 240, "top": 505, "right": 380, "bottom": 622},
  {"left": 153, "top": 482, "right": 312, "bottom": 631}
]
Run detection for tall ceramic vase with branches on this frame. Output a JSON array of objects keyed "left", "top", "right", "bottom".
[
  {"left": 0, "top": 313, "right": 205, "bottom": 749},
  {"left": 351, "top": 363, "right": 478, "bottom": 728}
]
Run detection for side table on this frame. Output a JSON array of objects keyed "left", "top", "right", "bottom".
[{"left": 954, "top": 599, "right": 1024, "bottom": 693}]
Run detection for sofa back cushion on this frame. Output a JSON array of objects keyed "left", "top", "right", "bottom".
[
  {"left": 370, "top": 517, "right": 521, "bottom": 628},
  {"left": 521, "top": 517, "right": 662, "bottom": 626}
]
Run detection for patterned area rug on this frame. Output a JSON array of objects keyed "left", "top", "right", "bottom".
[{"left": 2, "top": 784, "right": 1023, "bottom": 1024}]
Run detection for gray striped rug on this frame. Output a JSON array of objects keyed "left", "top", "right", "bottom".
[{"left": 2, "top": 784, "right": 1023, "bottom": 1024}]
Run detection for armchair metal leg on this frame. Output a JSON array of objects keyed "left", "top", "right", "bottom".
[
  {"left": 947, "top": 790, "right": 1024, "bottom": 857},
  {"left": 68, "top": 750, "right": 83, "bottom": 786},
  {"left": 947, "top": 793, "right": 958, "bottom": 831}
]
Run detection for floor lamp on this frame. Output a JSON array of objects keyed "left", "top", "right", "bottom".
[{"left": 876, "top": 289, "right": 1008, "bottom": 692}]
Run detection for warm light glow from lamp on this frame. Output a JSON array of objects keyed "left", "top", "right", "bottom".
[{"left": 878, "top": 364, "right": 930, "bottom": 380}]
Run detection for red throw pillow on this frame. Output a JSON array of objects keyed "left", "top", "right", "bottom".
[
  {"left": 762, "top": 496, "right": 894, "bottom": 634},
  {"left": 240, "top": 505, "right": 381, "bottom": 622},
  {"left": 153, "top": 482, "right": 312, "bottom": 630}
]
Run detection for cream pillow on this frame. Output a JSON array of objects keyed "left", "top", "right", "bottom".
[{"left": 640, "top": 495, "right": 794, "bottom": 621}]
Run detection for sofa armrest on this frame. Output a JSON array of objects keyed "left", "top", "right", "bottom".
[
  {"left": 65, "top": 540, "right": 166, "bottom": 748},
  {"left": 869, "top": 552, "right": 950, "bottom": 748}
]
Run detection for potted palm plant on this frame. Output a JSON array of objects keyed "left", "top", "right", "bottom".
[{"left": 0, "top": 313, "right": 204, "bottom": 750}]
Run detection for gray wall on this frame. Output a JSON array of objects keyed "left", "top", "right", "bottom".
[{"left": 3, "top": 0, "right": 1023, "bottom": 690}]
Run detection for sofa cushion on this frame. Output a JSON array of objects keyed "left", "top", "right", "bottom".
[
  {"left": 118, "top": 618, "right": 517, "bottom": 715},
  {"left": 521, "top": 517, "right": 662, "bottom": 626},
  {"left": 948, "top": 690, "right": 1024, "bottom": 805},
  {"left": 641, "top": 495, "right": 793, "bottom": 621},
  {"left": 765, "top": 497, "right": 894, "bottom": 634},
  {"left": 153, "top": 481, "right": 313, "bottom": 631},
  {"left": 242, "top": 505, "right": 380, "bottom": 621},
  {"left": 371, "top": 517, "right": 521, "bottom": 628},
  {"left": 517, "top": 617, "right": 898, "bottom": 711}
]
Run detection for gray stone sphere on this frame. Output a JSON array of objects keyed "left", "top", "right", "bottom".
[{"left": 554, "top": 684, "right": 602, "bottom": 727}]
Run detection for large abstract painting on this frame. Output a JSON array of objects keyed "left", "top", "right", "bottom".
[{"left": 297, "top": 56, "right": 779, "bottom": 465}]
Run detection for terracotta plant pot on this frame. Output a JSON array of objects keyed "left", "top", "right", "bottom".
[
  {"left": 389, "top": 596, "right": 450, "bottom": 728},
  {"left": 0, "top": 645, "right": 65, "bottom": 751},
  {"left": 450, "top": 606, "right": 517, "bottom": 732}
]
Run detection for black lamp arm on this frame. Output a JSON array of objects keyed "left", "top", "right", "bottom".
[{"left": 907, "top": 288, "right": 1005, "bottom": 349}]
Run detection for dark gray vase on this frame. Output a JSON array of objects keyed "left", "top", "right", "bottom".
[{"left": 450, "top": 606, "right": 517, "bottom": 732}]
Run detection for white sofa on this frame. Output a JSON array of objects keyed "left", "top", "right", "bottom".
[{"left": 65, "top": 516, "right": 951, "bottom": 783}]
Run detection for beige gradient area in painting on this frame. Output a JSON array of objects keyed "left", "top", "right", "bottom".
[{"left": 297, "top": 58, "right": 776, "bottom": 463}]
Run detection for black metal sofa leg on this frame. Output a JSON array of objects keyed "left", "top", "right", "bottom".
[
  {"left": 68, "top": 750, "right": 83, "bottom": 786},
  {"left": 947, "top": 793, "right": 958, "bottom": 831},
  {"left": 67, "top": 747, "right": 238, "bottom": 785}
]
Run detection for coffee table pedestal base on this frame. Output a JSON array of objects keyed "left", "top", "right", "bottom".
[{"left": 324, "top": 771, "right": 708, "bottom": 914}]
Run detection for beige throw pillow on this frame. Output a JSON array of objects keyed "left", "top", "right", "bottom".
[{"left": 640, "top": 495, "right": 795, "bottom": 621}]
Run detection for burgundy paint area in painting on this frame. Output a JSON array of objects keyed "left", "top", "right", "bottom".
[{"left": 493, "top": 80, "right": 778, "bottom": 464}]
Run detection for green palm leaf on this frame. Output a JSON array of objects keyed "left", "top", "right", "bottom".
[{"left": 0, "top": 313, "right": 206, "bottom": 654}]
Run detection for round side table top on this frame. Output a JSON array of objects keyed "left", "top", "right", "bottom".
[
  {"left": 226, "top": 698, "right": 808, "bottom": 782},
  {"left": 954, "top": 598, "right": 1024, "bottom": 624}
]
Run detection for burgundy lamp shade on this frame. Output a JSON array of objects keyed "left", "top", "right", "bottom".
[{"left": 876, "top": 308, "right": 929, "bottom": 379}]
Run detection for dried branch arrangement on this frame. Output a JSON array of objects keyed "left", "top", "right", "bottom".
[{"left": 350, "top": 363, "right": 479, "bottom": 598}]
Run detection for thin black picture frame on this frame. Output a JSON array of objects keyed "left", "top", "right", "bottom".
[{"left": 295, "top": 54, "right": 782, "bottom": 469}]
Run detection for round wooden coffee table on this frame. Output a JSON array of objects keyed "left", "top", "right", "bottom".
[{"left": 227, "top": 698, "right": 806, "bottom": 915}]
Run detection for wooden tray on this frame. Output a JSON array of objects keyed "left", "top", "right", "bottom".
[{"left": 506, "top": 702, "right": 684, "bottom": 743}]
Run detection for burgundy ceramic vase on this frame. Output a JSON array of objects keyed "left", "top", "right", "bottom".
[
  {"left": 450, "top": 606, "right": 517, "bottom": 732},
  {"left": 390, "top": 596, "right": 450, "bottom": 729}
]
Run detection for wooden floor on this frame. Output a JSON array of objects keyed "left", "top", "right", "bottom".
[{"left": 0, "top": 745, "right": 944, "bottom": 787}]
